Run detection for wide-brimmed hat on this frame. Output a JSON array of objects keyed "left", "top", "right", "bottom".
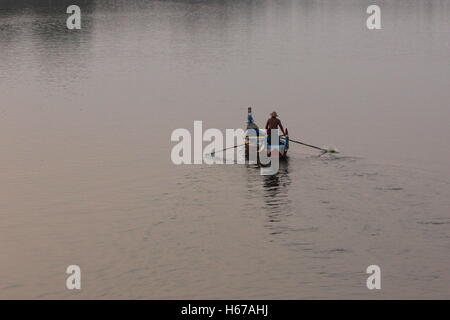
[{"left": 271, "top": 111, "right": 278, "bottom": 117}]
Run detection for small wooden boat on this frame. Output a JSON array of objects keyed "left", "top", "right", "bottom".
[{"left": 244, "top": 128, "right": 289, "bottom": 163}]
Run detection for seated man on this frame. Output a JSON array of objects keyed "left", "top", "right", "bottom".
[{"left": 246, "top": 107, "right": 259, "bottom": 131}]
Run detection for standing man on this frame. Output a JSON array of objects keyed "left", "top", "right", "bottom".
[{"left": 265, "top": 111, "right": 285, "bottom": 145}]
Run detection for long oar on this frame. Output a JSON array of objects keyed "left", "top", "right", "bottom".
[
  {"left": 288, "top": 138, "right": 338, "bottom": 154},
  {"left": 210, "top": 143, "right": 246, "bottom": 156}
]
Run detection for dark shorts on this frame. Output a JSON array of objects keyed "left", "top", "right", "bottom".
[{"left": 247, "top": 123, "right": 259, "bottom": 130}]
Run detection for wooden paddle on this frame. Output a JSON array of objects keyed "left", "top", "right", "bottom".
[
  {"left": 288, "top": 138, "right": 338, "bottom": 154},
  {"left": 210, "top": 143, "right": 246, "bottom": 156}
]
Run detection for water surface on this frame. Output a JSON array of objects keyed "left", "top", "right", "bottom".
[{"left": 1, "top": 0, "right": 449, "bottom": 299}]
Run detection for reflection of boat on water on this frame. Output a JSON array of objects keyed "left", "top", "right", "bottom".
[
  {"left": 244, "top": 156, "right": 291, "bottom": 213},
  {"left": 262, "top": 159, "right": 292, "bottom": 230},
  {"left": 244, "top": 128, "right": 289, "bottom": 164}
]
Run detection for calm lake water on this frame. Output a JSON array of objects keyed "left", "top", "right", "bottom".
[{"left": 1, "top": 0, "right": 449, "bottom": 299}]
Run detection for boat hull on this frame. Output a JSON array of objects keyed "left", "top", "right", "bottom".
[{"left": 244, "top": 129, "right": 289, "bottom": 164}]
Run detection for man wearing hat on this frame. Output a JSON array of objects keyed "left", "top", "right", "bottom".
[{"left": 265, "top": 111, "right": 286, "bottom": 145}]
